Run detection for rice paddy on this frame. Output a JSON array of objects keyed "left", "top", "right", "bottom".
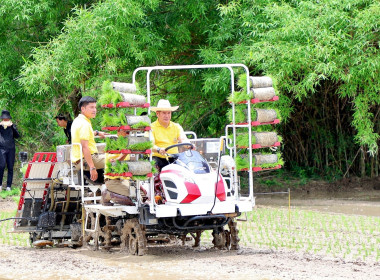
[
  {"left": 202, "top": 207, "right": 380, "bottom": 262},
  {"left": 2, "top": 201, "right": 380, "bottom": 263},
  {"left": 0, "top": 210, "right": 29, "bottom": 247}
]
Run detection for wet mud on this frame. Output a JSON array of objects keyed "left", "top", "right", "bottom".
[{"left": 1, "top": 187, "right": 380, "bottom": 279}]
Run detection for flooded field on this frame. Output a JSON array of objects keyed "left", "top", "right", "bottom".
[{"left": 256, "top": 189, "right": 380, "bottom": 217}]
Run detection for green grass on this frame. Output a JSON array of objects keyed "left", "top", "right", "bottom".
[
  {"left": 258, "top": 178, "right": 282, "bottom": 187},
  {"left": 0, "top": 188, "right": 21, "bottom": 199},
  {"left": 200, "top": 207, "right": 380, "bottom": 262}
]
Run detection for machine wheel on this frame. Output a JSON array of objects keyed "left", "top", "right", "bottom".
[
  {"left": 228, "top": 218, "right": 240, "bottom": 250},
  {"left": 190, "top": 230, "right": 203, "bottom": 247},
  {"left": 83, "top": 212, "right": 99, "bottom": 250},
  {"left": 212, "top": 228, "right": 229, "bottom": 249},
  {"left": 84, "top": 213, "right": 115, "bottom": 251},
  {"left": 100, "top": 216, "right": 114, "bottom": 250},
  {"left": 212, "top": 218, "right": 240, "bottom": 250},
  {"left": 29, "top": 232, "right": 42, "bottom": 246},
  {"left": 120, "top": 218, "right": 147, "bottom": 256}
]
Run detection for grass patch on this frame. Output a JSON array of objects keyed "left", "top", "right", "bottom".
[{"left": 0, "top": 188, "right": 21, "bottom": 199}]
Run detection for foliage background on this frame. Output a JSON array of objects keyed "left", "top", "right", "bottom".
[{"left": 0, "top": 0, "right": 379, "bottom": 181}]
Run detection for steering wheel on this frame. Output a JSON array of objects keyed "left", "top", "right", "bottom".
[{"left": 165, "top": 143, "right": 195, "bottom": 153}]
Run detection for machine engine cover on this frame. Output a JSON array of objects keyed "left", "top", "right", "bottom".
[{"left": 160, "top": 150, "right": 227, "bottom": 204}]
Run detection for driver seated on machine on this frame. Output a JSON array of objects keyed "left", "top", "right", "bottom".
[{"left": 151, "top": 99, "right": 192, "bottom": 171}]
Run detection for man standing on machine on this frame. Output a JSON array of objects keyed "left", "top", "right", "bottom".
[
  {"left": 151, "top": 99, "right": 189, "bottom": 171},
  {"left": 71, "top": 96, "right": 106, "bottom": 182}
]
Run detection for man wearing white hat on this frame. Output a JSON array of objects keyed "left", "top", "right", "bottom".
[{"left": 151, "top": 99, "right": 188, "bottom": 170}]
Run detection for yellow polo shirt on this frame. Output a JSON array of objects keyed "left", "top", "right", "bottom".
[
  {"left": 151, "top": 120, "right": 184, "bottom": 158},
  {"left": 71, "top": 114, "right": 98, "bottom": 162}
]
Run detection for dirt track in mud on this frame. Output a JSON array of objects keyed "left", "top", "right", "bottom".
[
  {"left": 1, "top": 199, "right": 380, "bottom": 280},
  {"left": 1, "top": 242, "right": 379, "bottom": 280}
]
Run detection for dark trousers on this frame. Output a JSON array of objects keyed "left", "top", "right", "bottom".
[
  {"left": 153, "top": 156, "right": 175, "bottom": 172},
  {"left": 0, "top": 148, "right": 16, "bottom": 188}
]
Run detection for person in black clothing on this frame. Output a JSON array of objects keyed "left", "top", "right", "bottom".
[
  {"left": 55, "top": 113, "right": 72, "bottom": 144},
  {"left": 0, "top": 110, "right": 20, "bottom": 192}
]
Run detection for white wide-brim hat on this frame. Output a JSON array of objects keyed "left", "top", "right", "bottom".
[{"left": 150, "top": 99, "right": 179, "bottom": 112}]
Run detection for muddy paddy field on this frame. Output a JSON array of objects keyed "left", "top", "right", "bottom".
[{"left": 1, "top": 182, "right": 380, "bottom": 280}]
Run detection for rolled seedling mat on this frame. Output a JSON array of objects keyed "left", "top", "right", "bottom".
[
  {"left": 125, "top": 115, "right": 151, "bottom": 126},
  {"left": 127, "top": 161, "right": 152, "bottom": 175},
  {"left": 251, "top": 87, "right": 276, "bottom": 101},
  {"left": 254, "top": 154, "right": 278, "bottom": 166},
  {"left": 112, "top": 82, "right": 137, "bottom": 94},
  {"left": 119, "top": 93, "right": 146, "bottom": 106},
  {"left": 127, "top": 136, "right": 150, "bottom": 146},
  {"left": 250, "top": 76, "right": 273, "bottom": 88},
  {"left": 253, "top": 132, "right": 278, "bottom": 146},
  {"left": 254, "top": 109, "right": 277, "bottom": 123}
]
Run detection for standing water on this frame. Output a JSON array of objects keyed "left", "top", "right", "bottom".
[{"left": 256, "top": 190, "right": 380, "bottom": 217}]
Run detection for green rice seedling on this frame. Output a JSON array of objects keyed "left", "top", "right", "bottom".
[
  {"left": 116, "top": 136, "right": 128, "bottom": 150},
  {"left": 105, "top": 161, "right": 113, "bottom": 173},
  {"left": 100, "top": 81, "right": 122, "bottom": 105},
  {"left": 227, "top": 105, "right": 247, "bottom": 123},
  {"left": 150, "top": 164, "right": 158, "bottom": 175},
  {"left": 105, "top": 137, "right": 116, "bottom": 151},
  {"left": 235, "top": 155, "right": 249, "bottom": 170},
  {"left": 98, "top": 91, "right": 114, "bottom": 105},
  {"left": 241, "top": 207, "right": 380, "bottom": 261},
  {"left": 112, "top": 92, "right": 123, "bottom": 105},
  {"left": 247, "top": 234, "right": 252, "bottom": 243},
  {"left": 119, "top": 162, "right": 129, "bottom": 173},
  {"left": 131, "top": 121, "right": 150, "bottom": 129},
  {"left": 118, "top": 113, "right": 127, "bottom": 125},
  {"left": 114, "top": 161, "right": 128, "bottom": 174},
  {"left": 108, "top": 160, "right": 119, "bottom": 173},
  {"left": 228, "top": 91, "right": 249, "bottom": 104},
  {"left": 128, "top": 140, "right": 153, "bottom": 151},
  {"left": 101, "top": 113, "right": 118, "bottom": 127},
  {"left": 237, "top": 73, "right": 248, "bottom": 91},
  {"left": 132, "top": 175, "right": 148, "bottom": 180}
]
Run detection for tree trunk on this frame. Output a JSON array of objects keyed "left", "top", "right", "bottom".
[
  {"left": 360, "top": 146, "right": 366, "bottom": 178},
  {"left": 68, "top": 87, "right": 82, "bottom": 117}
]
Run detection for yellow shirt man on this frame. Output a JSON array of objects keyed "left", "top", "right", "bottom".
[
  {"left": 151, "top": 120, "right": 185, "bottom": 158},
  {"left": 71, "top": 96, "right": 105, "bottom": 181},
  {"left": 71, "top": 114, "right": 98, "bottom": 162},
  {"left": 150, "top": 99, "right": 188, "bottom": 171}
]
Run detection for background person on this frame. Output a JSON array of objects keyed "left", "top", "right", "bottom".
[
  {"left": 150, "top": 99, "right": 188, "bottom": 171},
  {"left": 0, "top": 110, "right": 20, "bottom": 191},
  {"left": 55, "top": 113, "right": 72, "bottom": 143},
  {"left": 71, "top": 96, "right": 106, "bottom": 182}
]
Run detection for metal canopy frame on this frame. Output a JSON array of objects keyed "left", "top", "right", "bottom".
[{"left": 132, "top": 64, "right": 254, "bottom": 208}]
